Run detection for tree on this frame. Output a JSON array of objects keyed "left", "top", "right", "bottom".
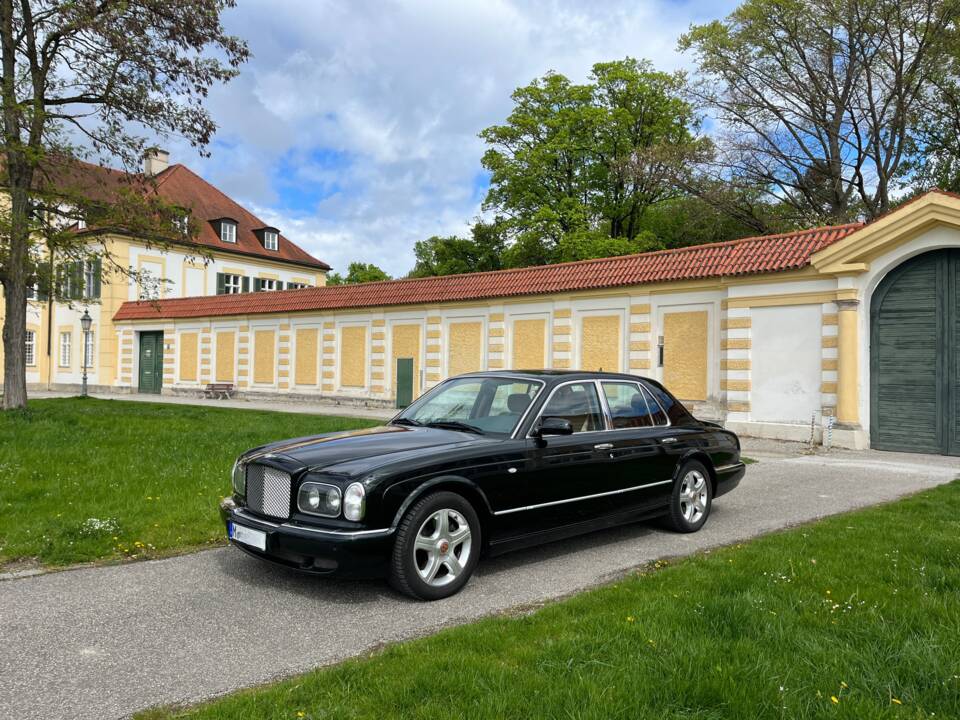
[
  {"left": 680, "top": 0, "right": 960, "bottom": 225},
  {"left": 326, "top": 262, "right": 391, "bottom": 285},
  {"left": 0, "top": 0, "right": 248, "bottom": 409},
  {"left": 409, "top": 220, "right": 506, "bottom": 277},
  {"left": 479, "top": 58, "right": 705, "bottom": 265}
]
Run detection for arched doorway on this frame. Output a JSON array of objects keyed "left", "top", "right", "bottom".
[{"left": 870, "top": 249, "right": 958, "bottom": 455}]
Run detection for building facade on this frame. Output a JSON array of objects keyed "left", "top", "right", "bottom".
[
  {"left": 4, "top": 152, "right": 329, "bottom": 394},
  {"left": 111, "top": 191, "right": 960, "bottom": 455}
]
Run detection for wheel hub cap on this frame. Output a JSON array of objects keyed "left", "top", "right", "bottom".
[
  {"left": 679, "top": 470, "right": 708, "bottom": 523},
  {"left": 413, "top": 508, "right": 472, "bottom": 588}
]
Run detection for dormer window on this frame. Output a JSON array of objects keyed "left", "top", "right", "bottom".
[
  {"left": 254, "top": 226, "right": 280, "bottom": 251},
  {"left": 214, "top": 218, "right": 238, "bottom": 243}
]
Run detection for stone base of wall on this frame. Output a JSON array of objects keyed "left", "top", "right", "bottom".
[
  {"left": 24, "top": 382, "right": 134, "bottom": 395},
  {"left": 725, "top": 419, "right": 868, "bottom": 450},
  {"left": 163, "top": 385, "right": 396, "bottom": 409}
]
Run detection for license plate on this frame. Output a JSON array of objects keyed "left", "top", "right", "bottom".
[{"left": 228, "top": 521, "right": 267, "bottom": 551}]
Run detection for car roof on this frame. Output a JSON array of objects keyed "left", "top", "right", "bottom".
[{"left": 459, "top": 369, "right": 652, "bottom": 383}]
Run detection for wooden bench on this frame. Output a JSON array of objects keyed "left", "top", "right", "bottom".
[{"left": 202, "top": 383, "right": 235, "bottom": 400}]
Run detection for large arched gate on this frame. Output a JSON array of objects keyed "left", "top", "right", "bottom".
[{"left": 870, "top": 249, "right": 958, "bottom": 455}]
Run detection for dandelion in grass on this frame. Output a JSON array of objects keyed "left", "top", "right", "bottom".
[
  {"left": 831, "top": 696, "right": 839, "bottom": 704},
  {"left": 892, "top": 698, "right": 903, "bottom": 705}
]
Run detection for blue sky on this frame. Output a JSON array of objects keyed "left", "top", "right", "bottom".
[{"left": 166, "top": 0, "right": 737, "bottom": 277}]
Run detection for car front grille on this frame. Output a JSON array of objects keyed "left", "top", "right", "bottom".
[{"left": 245, "top": 464, "right": 292, "bottom": 519}]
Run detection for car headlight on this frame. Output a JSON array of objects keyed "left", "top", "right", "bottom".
[
  {"left": 343, "top": 482, "right": 365, "bottom": 521},
  {"left": 297, "top": 482, "right": 342, "bottom": 517},
  {"left": 231, "top": 459, "right": 246, "bottom": 496}
]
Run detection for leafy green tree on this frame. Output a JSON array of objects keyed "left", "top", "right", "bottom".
[
  {"left": 680, "top": 0, "right": 960, "bottom": 225},
  {"left": 480, "top": 58, "right": 704, "bottom": 265},
  {"left": 409, "top": 220, "right": 505, "bottom": 277},
  {"left": 327, "top": 262, "right": 391, "bottom": 286},
  {"left": 0, "top": 0, "right": 248, "bottom": 409}
]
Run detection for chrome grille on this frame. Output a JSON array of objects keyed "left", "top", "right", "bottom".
[{"left": 245, "top": 464, "right": 292, "bottom": 519}]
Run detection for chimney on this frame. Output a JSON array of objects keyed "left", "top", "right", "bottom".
[{"left": 143, "top": 148, "right": 170, "bottom": 176}]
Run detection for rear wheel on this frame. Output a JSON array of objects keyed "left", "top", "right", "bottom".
[
  {"left": 664, "top": 460, "right": 712, "bottom": 533},
  {"left": 389, "top": 491, "right": 481, "bottom": 600}
]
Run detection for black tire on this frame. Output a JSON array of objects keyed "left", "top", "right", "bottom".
[
  {"left": 664, "top": 460, "right": 713, "bottom": 533},
  {"left": 389, "top": 491, "right": 481, "bottom": 601}
]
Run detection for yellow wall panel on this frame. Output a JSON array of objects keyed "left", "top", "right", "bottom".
[
  {"left": 214, "top": 331, "right": 236, "bottom": 382},
  {"left": 253, "top": 330, "right": 275, "bottom": 384},
  {"left": 295, "top": 328, "right": 319, "bottom": 386},
  {"left": 391, "top": 324, "right": 421, "bottom": 396},
  {"left": 179, "top": 332, "right": 198, "bottom": 382},
  {"left": 340, "top": 326, "right": 367, "bottom": 387},
  {"left": 663, "top": 311, "right": 708, "bottom": 400},
  {"left": 581, "top": 315, "right": 621, "bottom": 372},
  {"left": 512, "top": 318, "right": 545, "bottom": 369},
  {"left": 448, "top": 322, "right": 482, "bottom": 377}
]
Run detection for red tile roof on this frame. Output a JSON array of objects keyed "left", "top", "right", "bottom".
[
  {"left": 35, "top": 157, "right": 329, "bottom": 270},
  {"left": 114, "top": 222, "right": 862, "bottom": 321}
]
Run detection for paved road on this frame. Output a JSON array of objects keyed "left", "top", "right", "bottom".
[{"left": 1, "top": 448, "right": 957, "bottom": 720}]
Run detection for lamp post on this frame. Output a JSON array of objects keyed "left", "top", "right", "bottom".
[{"left": 80, "top": 309, "right": 92, "bottom": 397}]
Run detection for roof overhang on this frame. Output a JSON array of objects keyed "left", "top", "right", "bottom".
[{"left": 811, "top": 191, "right": 960, "bottom": 275}]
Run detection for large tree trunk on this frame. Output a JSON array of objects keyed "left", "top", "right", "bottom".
[{"left": 2, "top": 273, "right": 28, "bottom": 409}]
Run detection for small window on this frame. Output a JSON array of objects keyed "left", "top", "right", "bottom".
[
  {"left": 84, "top": 331, "right": 95, "bottom": 368},
  {"left": 77, "top": 216, "right": 87, "bottom": 230},
  {"left": 539, "top": 382, "right": 604, "bottom": 433},
  {"left": 602, "top": 381, "right": 658, "bottom": 428},
  {"left": 643, "top": 381, "right": 686, "bottom": 425},
  {"left": 59, "top": 332, "right": 72, "bottom": 368},
  {"left": 223, "top": 274, "right": 242, "bottom": 294},
  {"left": 264, "top": 230, "right": 278, "bottom": 251},
  {"left": 83, "top": 261, "right": 98, "bottom": 299},
  {"left": 174, "top": 215, "right": 189, "bottom": 235},
  {"left": 286, "top": 282, "right": 310, "bottom": 290},
  {"left": 25, "top": 331, "right": 36, "bottom": 366},
  {"left": 220, "top": 221, "right": 237, "bottom": 243},
  {"left": 257, "top": 278, "right": 278, "bottom": 292}
]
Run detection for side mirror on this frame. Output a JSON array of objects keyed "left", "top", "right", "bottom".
[{"left": 536, "top": 417, "right": 573, "bottom": 436}]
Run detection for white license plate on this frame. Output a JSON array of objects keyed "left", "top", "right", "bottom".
[{"left": 228, "top": 521, "right": 267, "bottom": 551}]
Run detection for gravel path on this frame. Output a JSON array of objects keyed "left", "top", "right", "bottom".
[{"left": 1, "top": 447, "right": 956, "bottom": 720}]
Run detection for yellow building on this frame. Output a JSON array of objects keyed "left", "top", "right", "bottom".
[
  {"left": 1, "top": 151, "right": 329, "bottom": 394},
  {"left": 112, "top": 190, "right": 960, "bottom": 455}
]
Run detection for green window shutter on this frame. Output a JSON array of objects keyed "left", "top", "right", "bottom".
[
  {"left": 71, "top": 262, "right": 83, "bottom": 300},
  {"left": 92, "top": 259, "right": 102, "bottom": 299},
  {"left": 252, "top": 278, "right": 262, "bottom": 292},
  {"left": 216, "top": 272, "right": 225, "bottom": 295},
  {"left": 241, "top": 276, "right": 250, "bottom": 293}
]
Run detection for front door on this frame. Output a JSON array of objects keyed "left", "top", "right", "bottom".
[
  {"left": 871, "top": 249, "right": 959, "bottom": 455},
  {"left": 138, "top": 331, "right": 163, "bottom": 394}
]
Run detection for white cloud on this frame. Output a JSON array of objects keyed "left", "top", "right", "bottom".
[{"left": 166, "top": 0, "right": 737, "bottom": 276}]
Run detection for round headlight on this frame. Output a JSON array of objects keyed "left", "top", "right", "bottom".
[
  {"left": 231, "top": 460, "right": 246, "bottom": 496},
  {"left": 297, "top": 482, "right": 342, "bottom": 517},
  {"left": 343, "top": 482, "right": 365, "bottom": 521}
]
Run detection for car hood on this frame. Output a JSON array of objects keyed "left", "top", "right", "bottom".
[{"left": 244, "top": 424, "right": 482, "bottom": 473}]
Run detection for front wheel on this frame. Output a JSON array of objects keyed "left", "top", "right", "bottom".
[
  {"left": 664, "top": 460, "right": 712, "bottom": 533},
  {"left": 389, "top": 491, "right": 481, "bottom": 600}
]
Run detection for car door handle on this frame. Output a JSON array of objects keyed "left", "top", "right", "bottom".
[
  {"left": 660, "top": 437, "right": 678, "bottom": 444},
  {"left": 593, "top": 443, "right": 614, "bottom": 450}
]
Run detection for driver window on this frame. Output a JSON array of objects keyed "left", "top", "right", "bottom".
[{"left": 540, "top": 382, "right": 604, "bottom": 433}]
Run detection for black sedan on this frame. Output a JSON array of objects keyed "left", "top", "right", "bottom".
[{"left": 220, "top": 371, "right": 745, "bottom": 600}]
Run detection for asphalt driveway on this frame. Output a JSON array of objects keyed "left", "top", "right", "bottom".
[{"left": 1, "top": 446, "right": 957, "bottom": 720}]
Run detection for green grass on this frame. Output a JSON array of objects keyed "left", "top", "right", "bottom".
[
  {"left": 741, "top": 455, "right": 758, "bottom": 464},
  {"left": 0, "top": 398, "right": 379, "bottom": 567},
  {"left": 139, "top": 481, "right": 960, "bottom": 720}
]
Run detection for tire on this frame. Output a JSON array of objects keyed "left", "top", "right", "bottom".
[
  {"left": 389, "top": 491, "right": 481, "bottom": 600},
  {"left": 664, "top": 460, "right": 713, "bottom": 533}
]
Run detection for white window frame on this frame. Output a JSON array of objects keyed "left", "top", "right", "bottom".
[
  {"left": 258, "top": 278, "right": 278, "bottom": 292},
  {"left": 25, "top": 330, "right": 36, "bottom": 366},
  {"left": 59, "top": 332, "right": 72, "bottom": 368},
  {"left": 84, "top": 330, "right": 95, "bottom": 369},
  {"left": 287, "top": 282, "right": 310, "bottom": 290},
  {"left": 264, "top": 230, "right": 278, "bottom": 251},
  {"left": 223, "top": 274, "right": 242, "bottom": 294},
  {"left": 220, "top": 221, "right": 237, "bottom": 243},
  {"left": 83, "top": 261, "right": 97, "bottom": 299}
]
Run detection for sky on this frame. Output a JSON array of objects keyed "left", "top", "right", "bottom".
[{"left": 164, "top": 0, "right": 738, "bottom": 277}]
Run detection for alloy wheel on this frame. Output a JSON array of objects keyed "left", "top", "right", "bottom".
[
  {"left": 413, "top": 508, "right": 473, "bottom": 587},
  {"left": 679, "top": 470, "right": 708, "bottom": 524}
]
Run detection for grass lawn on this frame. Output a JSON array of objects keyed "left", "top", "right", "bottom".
[
  {"left": 140, "top": 481, "right": 960, "bottom": 720},
  {"left": 0, "top": 397, "right": 380, "bottom": 567}
]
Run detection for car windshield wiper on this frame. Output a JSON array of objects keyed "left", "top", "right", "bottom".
[
  {"left": 391, "top": 417, "right": 422, "bottom": 427},
  {"left": 424, "top": 420, "right": 485, "bottom": 434}
]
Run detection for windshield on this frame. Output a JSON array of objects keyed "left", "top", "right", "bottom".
[{"left": 394, "top": 376, "right": 544, "bottom": 436}]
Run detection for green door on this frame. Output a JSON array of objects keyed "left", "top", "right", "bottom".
[
  {"left": 871, "top": 249, "right": 958, "bottom": 455},
  {"left": 138, "top": 331, "right": 164, "bottom": 394},
  {"left": 395, "top": 357, "right": 414, "bottom": 409}
]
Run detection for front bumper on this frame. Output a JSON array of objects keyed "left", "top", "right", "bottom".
[
  {"left": 220, "top": 497, "right": 395, "bottom": 578},
  {"left": 714, "top": 461, "right": 746, "bottom": 498}
]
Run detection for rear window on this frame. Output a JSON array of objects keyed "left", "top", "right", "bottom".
[{"left": 642, "top": 381, "right": 691, "bottom": 425}]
